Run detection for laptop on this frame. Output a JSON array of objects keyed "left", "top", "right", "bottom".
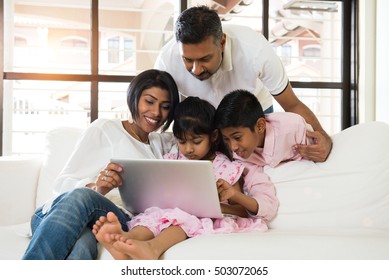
[{"left": 111, "top": 158, "right": 224, "bottom": 218}]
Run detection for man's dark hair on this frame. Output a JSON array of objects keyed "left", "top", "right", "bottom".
[
  {"left": 175, "top": 5, "right": 223, "bottom": 45},
  {"left": 215, "top": 89, "right": 265, "bottom": 131}
]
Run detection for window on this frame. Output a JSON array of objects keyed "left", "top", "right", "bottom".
[
  {"left": 281, "top": 45, "right": 292, "bottom": 65},
  {"left": 0, "top": 0, "right": 358, "bottom": 156},
  {"left": 104, "top": 36, "right": 135, "bottom": 64},
  {"left": 124, "top": 38, "right": 135, "bottom": 61},
  {"left": 14, "top": 35, "right": 27, "bottom": 47},
  {"left": 107, "top": 36, "right": 120, "bottom": 63},
  {"left": 268, "top": 0, "right": 356, "bottom": 133},
  {"left": 61, "top": 37, "right": 88, "bottom": 48},
  {"left": 303, "top": 45, "right": 321, "bottom": 58},
  {"left": 1, "top": 0, "right": 180, "bottom": 156}
]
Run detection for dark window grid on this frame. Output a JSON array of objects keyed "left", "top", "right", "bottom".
[{"left": 0, "top": 0, "right": 358, "bottom": 155}]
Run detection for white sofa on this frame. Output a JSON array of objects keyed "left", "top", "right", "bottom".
[{"left": 1, "top": 121, "right": 389, "bottom": 260}]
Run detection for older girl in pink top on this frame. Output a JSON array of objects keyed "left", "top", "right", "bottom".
[{"left": 92, "top": 96, "right": 278, "bottom": 260}]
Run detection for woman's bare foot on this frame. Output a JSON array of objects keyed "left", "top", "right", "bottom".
[
  {"left": 112, "top": 236, "right": 159, "bottom": 260},
  {"left": 92, "top": 212, "right": 129, "bottom": 260}
]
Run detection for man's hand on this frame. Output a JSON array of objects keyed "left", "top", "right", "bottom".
[{"left": 293, "top": 130, "right": 333, "bottom": 162}]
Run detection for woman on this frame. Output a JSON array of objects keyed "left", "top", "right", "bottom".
[{"left": 22, "top": 69, "right": 180, "bottom": 260}]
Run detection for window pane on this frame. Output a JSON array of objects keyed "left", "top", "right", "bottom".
[
  {"left": 3, "top": 80, "right": 90, "bottom": 156},
  {"left": 98, "top": 82, "right": 130, "bottom": 120},
  {"left": 269, "top": 0, "right": 342, "bottom": 82},
  {"left": 5, "top": 0, "right": 91, "bottom": 74},
  {"left": 189, "top": 0, "right": 262, "bottom": 31},
  {"left": 187, "top": 0, "right": 342, "bottom": 135},
  {"left": 274, "top": 88, "right": 341, "bottom": 135},
  {"left": 98, "top": 0, "right": 180, "bottom": 75}
]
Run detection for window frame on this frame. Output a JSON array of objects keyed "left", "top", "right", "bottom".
[{"left": 0, "top": 0, "right": 358, "bottom": 155}]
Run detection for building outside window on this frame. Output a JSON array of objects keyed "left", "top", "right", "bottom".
[{"left": 0, "top": 0, "right": 356, "bottom": 156}]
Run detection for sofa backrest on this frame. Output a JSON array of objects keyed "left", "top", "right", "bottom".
[
  {"left": 36, "top": 127, "right": 83, "bottom": 208},
  {"left": 35, "top": 122, "right": 389, "bottom": 232},
  {"left": 0, "top": 156, "right": 42, "bottom": 225},
  {"left": 267, "top": 121, "right": 389, "bottom": 231}
]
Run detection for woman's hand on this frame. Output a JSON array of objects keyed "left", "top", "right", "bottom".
[{"left": 91, "top": 163, "right": 123, "bottom": 195}]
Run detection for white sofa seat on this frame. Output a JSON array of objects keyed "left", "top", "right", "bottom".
[
  {"left": 1, "top": 121, "right": 389, "bottom": 260},
  {"left": 162, "top": 229, "right": 389, "bottom": 259}
]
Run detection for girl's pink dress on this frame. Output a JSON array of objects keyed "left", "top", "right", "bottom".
[{"left": 127, "top": 152, "right": 268, "bottom": 237}]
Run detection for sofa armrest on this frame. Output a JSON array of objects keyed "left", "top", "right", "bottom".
[{"left": 0, "top": 156, "right": 42, "bottom": 226}]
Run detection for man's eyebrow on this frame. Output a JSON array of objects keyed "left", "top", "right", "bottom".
[{"left": 183, "top": 54, "right": 212, "bottom": 60}]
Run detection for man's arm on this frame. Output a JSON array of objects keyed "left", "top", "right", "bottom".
[{"left": 274, "top": 82, "right": 333, "bottom": 162}]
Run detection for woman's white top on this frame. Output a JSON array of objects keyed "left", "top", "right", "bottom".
[{"left": 42, "top": 118, "right": 176, "bottom": 214}]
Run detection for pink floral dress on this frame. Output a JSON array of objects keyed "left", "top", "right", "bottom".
[{"left": 127, "top": 152, "right": 268, "bottom": 237}]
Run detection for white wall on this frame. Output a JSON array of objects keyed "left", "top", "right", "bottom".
[
  {"left": 359, "top": 0, "right": 389, "bottom": 124},
  {"left": 375, "top": 0, "right": 389, "bottom": 123},
  {"left": 358, "top": 0, "right": 376, "bottom": 123}
]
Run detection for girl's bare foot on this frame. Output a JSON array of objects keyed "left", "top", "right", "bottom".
[
  {"left": 92, "top": 215, "right": 108, "bottom": 235},
  {"left": 92, "top": 212, "right": 129, "bottom": 260},
  {"left": 112, "top": 236, "right": 159, "bottom": 260}
]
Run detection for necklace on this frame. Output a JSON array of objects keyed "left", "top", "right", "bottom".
[{"left": 127, "top": 122, "right": 149, "bottom": 144}]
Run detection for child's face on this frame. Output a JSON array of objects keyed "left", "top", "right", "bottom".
[
  {"left": 220, "top": 123, "right": 265, "bottom": 159},
  {"left": 177, "top": 132, "right": 214, "bottom": 160}
]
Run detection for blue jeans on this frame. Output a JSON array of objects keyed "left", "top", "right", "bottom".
[{"left": 22, "top": 188, "right": 130, "bottom": 260}]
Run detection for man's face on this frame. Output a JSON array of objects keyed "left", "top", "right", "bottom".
[{"left": 178, "top": 35, "right": 225, "bottom": 81}]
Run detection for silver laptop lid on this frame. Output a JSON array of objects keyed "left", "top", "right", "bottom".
[{"left": 112, "top": 158, "right": 224, "bottom": 218}]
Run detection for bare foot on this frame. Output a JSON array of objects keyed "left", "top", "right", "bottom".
[
  {"left": 112, "top": 236, "right": 159, "bottom": 260},
  {"left": 92, "top": 215, "right": 108, "bottom": 235},
  {"left": 93, "top": 212, "right": 129, "bottom": 260}
]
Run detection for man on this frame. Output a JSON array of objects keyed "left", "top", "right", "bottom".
[{"left": 154, "top": 5, "right": 332, "bottom": 162}]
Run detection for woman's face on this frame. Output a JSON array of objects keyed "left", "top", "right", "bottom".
[{"left": 136, "top": 87, "right": 171, "bottom": 134}]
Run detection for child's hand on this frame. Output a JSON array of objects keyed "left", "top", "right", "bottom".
[
  {"left": 217, "top": 178, "right": 238, "bottom": 201},
  {"left": 220, "top": 203, "right": 248, "bottom": 218}
]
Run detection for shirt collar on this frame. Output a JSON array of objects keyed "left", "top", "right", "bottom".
[
  {"left": 262, "top": 121, "right": 275, "bottom": 157},
  {"left": 220, "top": 33, "right": 233, "bottom": 72}
]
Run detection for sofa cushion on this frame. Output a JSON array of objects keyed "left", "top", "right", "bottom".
[
  {"left": 36, "top": 127, "right": 83, "bottom": 208},
  {"left": 0, "top": 224, "right": 32, "bottom": 259},
  {"left": 0, "top": 156, "right": 41, "bottom": 225},
  {"left": 266, "top": 121, "right": 389, "bottom": 230},
  {"left": 162, "top": 229, "right": 389, "bottom": 259}
]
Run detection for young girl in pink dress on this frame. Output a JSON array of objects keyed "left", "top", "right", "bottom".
[{"left": 92, "top": 97, "right": 278, "bottom": 260}]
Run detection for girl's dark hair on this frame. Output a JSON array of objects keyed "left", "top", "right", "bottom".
[
  {"left": 173, "top": 96, "right": 231, "bottom": 159},
  {"left": 215, "top": 89, "right": 265, "bottom": 131},
  {"left": 175, "top": 5, "right": 223, "bottom": 45},
  {"left": 127, "top": 69, "right": 179, "bottom": 132}
]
